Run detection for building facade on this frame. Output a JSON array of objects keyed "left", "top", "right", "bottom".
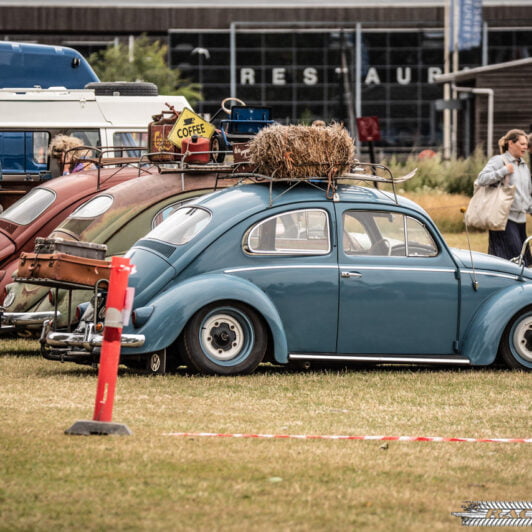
[{"left": 1, "top": 1, "right": 531, "bottom": 154}]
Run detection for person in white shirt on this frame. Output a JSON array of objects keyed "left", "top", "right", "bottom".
[{"left": 477, "top": 129, "right": 532, "bottom": 264}]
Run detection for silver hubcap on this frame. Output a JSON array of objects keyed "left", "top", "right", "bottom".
[
  {"left": 201, "top": 314, "right": 243, "bottom": 361},
  {"left": 149, "top": 353, "right": 161, "bottom": 372},
  {"left": 513, "top": 316, "right": 532, "bottom": 362}
]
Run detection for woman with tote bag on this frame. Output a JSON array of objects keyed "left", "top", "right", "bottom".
[{"left": 477, "top": 129, "right": 532, "bottom": 264}]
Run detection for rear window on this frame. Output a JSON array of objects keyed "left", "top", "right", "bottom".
[
  {"left": 147, "top": 206, "right": 211, "bottom": 245},
  {"left": 0, "top": 188, "right": 55, "bottom": 225},
  {"left": 70, "top": 195, "right": 113, "bottom": 219}
]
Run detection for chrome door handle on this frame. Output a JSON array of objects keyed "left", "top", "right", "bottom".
[{"left": 341, "top": 271, "right": 362, "bottom": 278}]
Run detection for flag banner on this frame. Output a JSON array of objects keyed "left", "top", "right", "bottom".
[{"left": 450, "top": 0, "right": 483, "bottom": 51}]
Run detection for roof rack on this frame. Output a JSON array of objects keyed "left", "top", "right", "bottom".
[
  {"left": 162, "top": 157, "right": 417, "bottom": 205},
  {"left": 77, "top": 148, "right": 416, "bottom": 205}
]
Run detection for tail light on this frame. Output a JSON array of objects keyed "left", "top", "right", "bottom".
[{"left": 48, "top": 290, "right": 55, "bottom": 305}]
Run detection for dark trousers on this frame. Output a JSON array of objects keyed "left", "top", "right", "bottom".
[{"left": 488, "top": 219, "right": 531, "bottom": 265}]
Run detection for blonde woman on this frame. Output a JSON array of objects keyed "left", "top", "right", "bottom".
[
  {"left": 49, "top": 134, "right": 93, "bottom": 174},
  {"left": 477, "top": 129, "right": 532, "bottom": 263}
]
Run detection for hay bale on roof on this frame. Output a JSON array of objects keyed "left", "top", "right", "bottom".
[{"left": 247, "top": 123, "right": 355, "bottom": 179}]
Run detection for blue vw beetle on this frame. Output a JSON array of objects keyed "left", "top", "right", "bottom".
[{"left": 44, "top": 174, "right": 532, "bottom": 374}]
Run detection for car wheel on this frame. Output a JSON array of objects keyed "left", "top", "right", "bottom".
[
  {"left": 500, "top": 308, "right": 532, "bottom": 370},
  {"left": 210, "top": 131, "right": 227, "bottom": 163},
  {"left": 183, "top": 302, "right": 266, "bottom": 375}
]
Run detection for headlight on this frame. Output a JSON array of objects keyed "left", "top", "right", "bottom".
[{"left": 2, "top": 285, "right": 15, "bottom": 308}]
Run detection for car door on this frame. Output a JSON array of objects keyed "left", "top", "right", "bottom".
[
  {"left": 336, "top": 205, "right": 460, "bottom": 356},
  {"left": 232, "top": 206, "right": 339, "bottom": 354}
]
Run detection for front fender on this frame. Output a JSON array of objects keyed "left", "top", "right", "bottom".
[
  {"left": 462, "top": 283, "right": 532, "bottom": 365},
  {"left": 125, "top": 273, "right": 289, "bottom": 363}
]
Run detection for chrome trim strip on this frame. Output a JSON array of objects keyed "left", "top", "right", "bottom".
[
  {"left": 461, "top": 269, "right": 518, "bottom": 280},
  {"left": 225, "top": 264, "right": 338, "bottom": 273},
  {"left": 289, "top": 353, "right": 471, "bottom": 365},
  {"left": 340, "top": 265, "right": 456, "bottom": 273}
]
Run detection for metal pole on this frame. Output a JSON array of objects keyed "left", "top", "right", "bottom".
[
  {"left": 482, "top": 22, "right": 488, "bottom": 66},
  {"left": 230, "top": 22, "right": 237, "bottom": 98},
  {"left": 453, "top": 84, "right": 494, "bottom": 158},
  {"left": 443, "top": 0, "right": 451, "bottom": 160},
  {"left": 355, "top": 23, "right": 362, "bottom": 156},
  {"left": 452, "top": 0, "right": 459, "bottom": 158}
]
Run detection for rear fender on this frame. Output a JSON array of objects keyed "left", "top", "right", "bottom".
[
  {"left": 127, "top": 273, "right": 289, "bottom": 362},
  {"left": 461, "top": 284, "right": 532, "bottom": 365}
]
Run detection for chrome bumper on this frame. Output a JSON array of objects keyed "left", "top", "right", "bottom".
[
  {"left": 1, "top": 310, "right": 57, "bottom": 327},
  {"left": 46, "top": 322, "right": 145, "bottom": 351}
]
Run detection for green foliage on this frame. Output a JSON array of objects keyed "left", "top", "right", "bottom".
[
  {"left": 383, "top": 147, "right": 488, "bottom": 196},
  {"left": 88, "top": 35, "right": 202, "bottom": 105}
]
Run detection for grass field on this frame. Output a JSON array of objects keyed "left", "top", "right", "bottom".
[{"left": 1, "top": 226, "right": 530, "bottom": 531}]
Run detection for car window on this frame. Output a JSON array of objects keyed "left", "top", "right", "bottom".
[
  {"left": 0, "top": 131, "right": 50, "bottom": 173},
  {"left": 68, "top": 129, "right": 101, "bottom": 148},
  {"left": 33, "top": 132, "right": 50, "bottom": 164},
  {"left": 113, "top": 131, "right": 147, "bottom": 157},
  {"left": 246, "top": 209, "right": 330, "bottom": 255},
  {"left": 70, "top": 195, "right": 114, "bottom": 219},
  {"left": 151, "top": 199, "right": 191, "bottom": 229},
  {"left": 343, "top": 210, "right": 437, "bottom": 257},
  {"left": 0, "top": 187, "right": 55, "bottom": 225},
  {"left": 147, "top": 206, "right": 211, "bottom": 245}
]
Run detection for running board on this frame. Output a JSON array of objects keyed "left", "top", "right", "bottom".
[{"left": 289, "top": 353, "right": 471, "bottom": 365}]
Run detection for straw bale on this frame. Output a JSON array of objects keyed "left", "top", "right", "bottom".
[{"left": 247, "top": 123, "right": 355, "bottom": 179}]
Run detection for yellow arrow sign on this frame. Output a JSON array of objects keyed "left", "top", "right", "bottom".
[{"left": 167, "top": 108, "right": 215, "bottom": 149}]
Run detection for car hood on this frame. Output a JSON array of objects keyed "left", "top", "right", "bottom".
[
  {"left": 125, "top": 245, "right": 177, "bottom": 308},
  {"left": 450, "top": 248, "right": 532, "bottom": 278}
]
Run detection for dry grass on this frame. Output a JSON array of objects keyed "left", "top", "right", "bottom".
[
  {"left": 248, "top": 124, "right": 355, "bottom": 179},
  {"left": 0, "top": 343, "right": 530, "bottom": 531},
  {"left": 401, "top": 190, "right": 470, "bottom": 233}
]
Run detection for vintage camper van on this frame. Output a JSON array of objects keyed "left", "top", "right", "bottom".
[{"left": 0, "top": 85, "right": 190, "bottom": 207}]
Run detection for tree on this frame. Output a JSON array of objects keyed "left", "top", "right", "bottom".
[{"left": 88, "top": 35, "right": 202, "bottom": 105}]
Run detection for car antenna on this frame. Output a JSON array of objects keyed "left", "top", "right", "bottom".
[{"left": 461, "top": 207, "right": 479, "bottom": 291}]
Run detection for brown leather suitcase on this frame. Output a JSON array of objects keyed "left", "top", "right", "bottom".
[{"left": 18, "top": 251, "right": 111, "bottom": 287}]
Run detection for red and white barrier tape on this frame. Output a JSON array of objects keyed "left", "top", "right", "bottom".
[{"left": 164, "top": 432, "right": 532, "bottom": 444}]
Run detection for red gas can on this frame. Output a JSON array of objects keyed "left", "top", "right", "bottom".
[{"left": 181, "top": 135, "right": 210, "bottom": 164}]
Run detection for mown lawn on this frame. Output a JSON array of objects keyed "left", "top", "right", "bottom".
[{"left": 0, "top": 339, "right": 530, "bottom": 531}]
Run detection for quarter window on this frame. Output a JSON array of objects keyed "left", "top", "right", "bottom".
[
  {"left": 246, "top": 209, "right": 330, "bottom": 255},
  {"left": 0, "top": 188, "right": 55, "bottom": 225},
  {"left": 147, "top": 206, "right": 211, "bottom": 245},
  {"left": 343, "top": 210, "right": 437, "bottom": 257},
  {"left": 151, "top": 199, "right": 191, "bottom": 229},
  {"left": 70, "top": 195, "right": 113, "bottom": 219}
]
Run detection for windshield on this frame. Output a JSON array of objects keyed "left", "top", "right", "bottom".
[
  {"left": 0, "top": 188, "right": 55, "bottom": 225},
  {"left": 146, "top": 206, "right": 211, "bottom": 245}
]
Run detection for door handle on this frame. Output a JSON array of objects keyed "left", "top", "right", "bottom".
[{"left": 341, "top": 271, "right": 362, "bottom": 278}]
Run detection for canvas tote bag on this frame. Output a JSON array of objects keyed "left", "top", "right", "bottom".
[{"left": 464, "top": 156, "right": 515, "bottom": 231}]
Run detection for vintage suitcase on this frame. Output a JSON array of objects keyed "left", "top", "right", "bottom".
[
  {"left": 18, "top": 251, "right": 111, "bottom": 287},
  {"left": 147, "top": 104, "right": 182, "bottom": 163},
  {"left": 34, "top": 237, "right": 107, "bottom": 260}
]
